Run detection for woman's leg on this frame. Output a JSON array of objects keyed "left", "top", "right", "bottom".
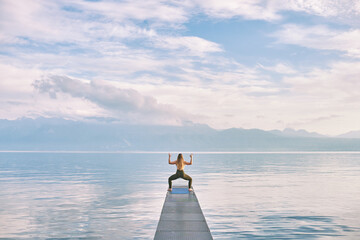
[
  {"left": 168, "top": 172, "right": 179, "bottom": 189},
  {"left": 182, "top": 172, "right": 192, "bottom": 189}
]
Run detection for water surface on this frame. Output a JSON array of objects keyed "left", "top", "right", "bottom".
[{"left": 0, "top": 152, "right": 359, "bottom": 239}]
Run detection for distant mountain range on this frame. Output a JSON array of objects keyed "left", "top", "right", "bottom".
[
  {"left": 337, "top": 130, "right": 360, "bottom": 138},
  {"left": 0, "top": 118, "right": 359, "bottom": 151},
  {"left": 270, "top": 128, "right": 326, "bottom": 138}
]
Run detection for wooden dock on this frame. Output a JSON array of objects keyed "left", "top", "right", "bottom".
[{"left": 154, "top": 186, "right": 213, "bottom": 240}]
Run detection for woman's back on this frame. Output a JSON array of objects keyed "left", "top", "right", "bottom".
[{"left": 176, "top": 159, "right": 184, "bottom": 170}]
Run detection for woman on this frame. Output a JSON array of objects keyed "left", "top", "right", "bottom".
[{"left": 168, "top": 153, "right": 193, "bottom": 192}]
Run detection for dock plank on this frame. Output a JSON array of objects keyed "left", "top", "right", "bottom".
[{"left": 154, "top": 186, "right": 213, "bottom": 240}]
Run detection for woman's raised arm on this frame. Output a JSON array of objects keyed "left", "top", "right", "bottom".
[
  {"left": 168, "top": 153, "right": 176, "bottom": 164},
  {"left": 185, "top": 153, "right": 193, "bottom": 165}
]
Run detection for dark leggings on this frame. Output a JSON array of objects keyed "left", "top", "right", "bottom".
[{"left": 168, "top": 170, "right": 192, "bottom": 189}]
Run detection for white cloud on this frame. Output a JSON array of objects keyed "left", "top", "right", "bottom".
[
  {"left": 190, "top": 0, "right": 360, "bottom": 24},
  {"left": 0, "top": 64, "right": 105, "bottom": 121},
  {"left": 0, "top": 0, "right": 161, "bottom": 45},
  {"left": 2, "top": 0, "right": 359, "bottom": 47},
  {"left": 258, "top": 63, "right": 297, "bottom": 75},
  {"left": 273, "top": 24, "right": 360, "bottom": 58},
  {"left": 74, "top": 0, "right": 188, "bottom": 24},
  {"left": 33, "top": 75, "right": 191, "bottom": 125},
  {"left": 0, "top": 1, "right": 84, "bottom": 43},
  {"left": 154, "top": 36, "right": 222, "bottom": 55},
  {"left": 284, "top": 61, "right": 360, "bottom": 100},
  {"left": 1, "top": 60, "right": 360, "bottom": 135},
  {"left": 285, "top": 0, "right": 360, "bottom": 20},
  {"left": 0, "top": 63, "right": 40, "bottom": 95},
  {"left": 71, "top": 0, "right": 360, "bottom": 26},
  {"left": 162, "top": 60, "right": 360, "bottom": 135},
  {"left": 192, "top": 0, "right": 282, "bottom": 21},
  {"left": 278, "top": 60, "right": 360, "bottom": 134},
  {"left": 0, "top": 0, "right": 224, "bottom": 71}
]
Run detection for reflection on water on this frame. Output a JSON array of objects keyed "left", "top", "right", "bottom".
[
  {"left": 0, "top": 153, "right": 360, "bottom": 239},
  {"left": 194, "top": 154, "right": 360, "bottom": 239}
]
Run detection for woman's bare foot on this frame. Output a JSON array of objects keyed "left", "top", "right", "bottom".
[
  {"left": 189, "top": 188, "right": 193, "bottom": 192},
  {"left": 168, "top": 188, "right": 172, "bottom": 191}
]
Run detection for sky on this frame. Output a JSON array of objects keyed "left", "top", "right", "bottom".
[{"left": 1, "top": 0, "right": 360, "bottom": 136}]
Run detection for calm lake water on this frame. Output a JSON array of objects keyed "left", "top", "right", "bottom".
[{"left": 0, "top": 152, "right": 360, "bottom": 239}]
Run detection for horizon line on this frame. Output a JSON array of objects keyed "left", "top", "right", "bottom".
[{"left": 1, "top": 150, "right": 360, "bottom": 154}]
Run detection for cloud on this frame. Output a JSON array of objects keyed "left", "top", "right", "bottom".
[
  {"left": 2, "top": 0, "right": 359, "bottom": 46},
  {"left": 0, "top": 63, "right": 40, "bottom": 95},
  {"left": 0, "top": 1, "right": 85, "bottom": 43},
  {"left": 274, "top": 60, "right": 360, "bottom": 134},
  {"left": 33, "top": 75, "right": 190, "bottom": 125},
  {"left": 272, "top": 24, "right": 360, "bottom": 58},
  {"left": 284, "top": 61, "right": 360, "bottom": 98},
  {"left": 0, "top": 1, "right": 177, "bottom": 48},
  {"left": 153, "top": 36, "right": 222, "bottom": 55},
  {"left": 3, "top": 0, "right": 359, "bottom": 49},
  {"left": 192, "top": 0, "right": 282, "bottom": 21},
  {"left": 258, "top": 63, "right": 297, "bottom": 75},
  {"left": 285, "top": 0, "right": 360, "bottom": 21},
  {"left": 74, "top": 0, "right": 188, "bottom": 24},
  {"left": 69, "top": 0, "right": 360, "bottom": 26},
  {"left": 292, "top": 114, "right": 341, "bottom": 126},
  {"left": 191, "top": 0, "right": 360, "bottom": 24},
  {"left": 0, "top": 63, "right": 41, "bottom": 119}
]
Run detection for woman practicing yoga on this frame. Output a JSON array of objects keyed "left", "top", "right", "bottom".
[{"left": 168, "top": 153, "right": 193, "bottom": 192}]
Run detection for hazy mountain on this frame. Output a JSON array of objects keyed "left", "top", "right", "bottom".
[
  {"left": 270, "top": 128, "right": 326, "bottom": 138},
  {"left": 0, "top": 118, "right": 359, "bottom": 151},
  {"left": 337, "top": 130, "right": 360, "bottom": 138}
]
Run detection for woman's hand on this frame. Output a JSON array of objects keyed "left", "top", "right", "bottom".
[
  {"left": 168, "top": 153, "right": 174, "bottom": 164},
  {"left": 189, "top": 153, "right": 193, "bottom": 165}
]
